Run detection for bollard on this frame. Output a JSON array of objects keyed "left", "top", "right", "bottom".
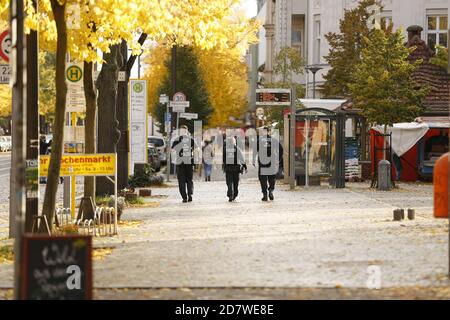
[
  {"left": 393, "top": 209, "right": 403, "bottom": 221},
  {"left": 408, "top": 209, "right": 415, "bottom": 220},
  {"left": 400, "top": 209, "right": 405, "bottom": 220},
  {"left": 378, "top": 160, "right": 391, "bottom": 191}
]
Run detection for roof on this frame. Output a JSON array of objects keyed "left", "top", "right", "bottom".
[
  {"left": 416, "top": 116, "right": 450, "bottom": 129},
  {"left": 407, "top": 35, "right": 450, "bottom": 115}
]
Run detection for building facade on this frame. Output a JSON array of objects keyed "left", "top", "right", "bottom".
[{"left": 255, "top": 0, "right": 449, "bottom": 98}]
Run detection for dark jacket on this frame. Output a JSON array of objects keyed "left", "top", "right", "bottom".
[
  {"left": 172, "top": 135, "right": 198, "bottom": 166},
  {"left": 255, "top": 134, "right": 283, "bottom": 175},
  {"left": 223, "top": 138, "right": 246, "bottom": 173}
]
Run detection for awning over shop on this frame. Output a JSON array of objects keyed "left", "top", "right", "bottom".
[
  {"left": 373, "top": 123, "right": 430, "bottom": 157},
  {"left": 299, "top": 99, "right": 347, "bottom": 112}
]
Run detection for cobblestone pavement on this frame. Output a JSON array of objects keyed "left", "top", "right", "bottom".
[{"left": 0, "top": 153, "right": 449, "bottom": 298}]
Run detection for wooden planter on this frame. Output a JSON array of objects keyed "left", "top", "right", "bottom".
[{"left": 139, "top": 189, "right": 152, "bottom": 197}]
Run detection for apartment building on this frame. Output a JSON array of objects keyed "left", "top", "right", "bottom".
[{"left": 255, "top": 0, "right": 449, "bottom": 98}]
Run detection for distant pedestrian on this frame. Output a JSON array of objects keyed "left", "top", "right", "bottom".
[
  {"left": 203, "top": 140, "right": 214, "bottom": 182},
  {"left": 39, "top": 135, "right": 49, "bottom": 155},
  {"left": 172, "top": 125, "right": 199, "bottom": 203},
  {"left": 392, "top": 152, "right": 403, "bottom": 181},
  {"left": 223, "top": 135, "right": 247, "bottom": 202},
  {"left": 254, "top": 127, "right": 283, "bottom": 202}
]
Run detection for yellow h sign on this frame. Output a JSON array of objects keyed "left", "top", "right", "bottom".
[{"left": 66, "top": 65, "right": 83, "bottom": 83}]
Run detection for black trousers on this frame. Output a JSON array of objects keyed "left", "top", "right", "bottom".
[
  {"left": 177, "top": 165, "right": 194, "bottom": 199},
  {"left": 225, "top": 171, "right": 240, "bottom": 199},
  {"left": 259, "top": 175, "right": 276, "bottom": 195}
]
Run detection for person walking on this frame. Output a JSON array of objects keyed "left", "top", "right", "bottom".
[
  {"left": 254, "top": 127, "right": 283, "bottom": 202},
  {"left": 172, "top": 125, "right": 199, "bottom": 203},
  {"left": 203, "top": 140, "right": 214, "bottom": 181},
  {"left": 223, "top": 135, "right": 247, "bottom": 202}
]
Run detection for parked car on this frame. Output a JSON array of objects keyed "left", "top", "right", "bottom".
[
  {"left": 148, "top": 136, "right": 167, "bottom": 164},
  {"left": 0, "top": 136, "right": 11, "bottom": 152},
  {"left": 148, "top": 144, "right": 161, "bottom": 172}
]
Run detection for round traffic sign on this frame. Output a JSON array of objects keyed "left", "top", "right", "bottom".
[
  {"left": 0, "top": 31, "right": 11, "bottom": 63},
  {"left": 66, "top": 65, "right": 83, "bottom": 82},
  {"left": 173, "top": 92, "right": 186, "bottom": 102},
  {"left": 133, "top": 82, "right": 144, "bottom": 93}
]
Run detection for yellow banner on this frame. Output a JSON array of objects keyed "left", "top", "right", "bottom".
[{"left": 39, "top": 154, "right": 116, "bottom": 177}]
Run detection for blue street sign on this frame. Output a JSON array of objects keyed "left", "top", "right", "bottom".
[{"left": 164, "top": 112, "right": 172, "bottom": 122}]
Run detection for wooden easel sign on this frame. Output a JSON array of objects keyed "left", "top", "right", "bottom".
[{"left": 20, "top": 235, "right": 93, "bottom": 300}]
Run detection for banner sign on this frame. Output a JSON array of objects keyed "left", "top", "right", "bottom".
[
  {"left": 129, "top": 79, "right": 148, "bottom": 174},
  {"left": 39, "top": 154, "right": 116, "bottom": 177}
]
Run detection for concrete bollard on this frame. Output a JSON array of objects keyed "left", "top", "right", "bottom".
[
  {"left": 393, "top": 209, "right": 403, "bottom": 221},
  {"left": 408, "top": 209, "right": 416, "bottom": 220},
  {"left": 378, "top": 160, "right": 391, "bottom": 191}
]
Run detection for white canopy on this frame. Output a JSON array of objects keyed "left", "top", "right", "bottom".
[
  {"left": 373, "top": 123, "right": 430, "bottom": 157},
  {"left": 299, "top": 99, "right": 347, "bottom": 112}
]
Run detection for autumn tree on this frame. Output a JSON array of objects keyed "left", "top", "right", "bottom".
[
  {"left": 349, "top": 28, "right": 429, "bottom": 137},
  {"left": 154, "top": 46, "right": 213, "bottom": 131},
  {"left": 22, "top": 0, "right": 260, "bottom": 226},
  {"left": 146, "top": 8, "right": 258, "bottom": 130},
  {"left": 323, "top": 0, "right": 383, "bottom": 98}
]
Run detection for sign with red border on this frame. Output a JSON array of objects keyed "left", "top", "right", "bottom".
[{"left": 0, "top": 30, "right": 11, "bottom": 63}]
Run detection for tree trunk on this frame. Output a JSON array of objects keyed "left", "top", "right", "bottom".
[
  {"left": 96, "top": 45, "right": 121, "bottom": 197},
  {"left": 83, "top": 61, "right": 97, "bottom": 199},
  {"left": 40, "top": 0, "right": 67, "bottom": 231},
  {"left": 116, "top": 41, "right": 129, "bottom": 191},
  {"left": 116, "top": 34, "right": 147, "bottom": 190}
]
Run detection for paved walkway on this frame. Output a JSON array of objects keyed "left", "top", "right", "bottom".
[{"left": 0, "top": 171, "right": 449, "bottom": 292}]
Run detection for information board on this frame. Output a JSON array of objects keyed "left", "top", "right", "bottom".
[
  {"left": 20, "top": 235, "right": 92, "bottom": 300},
  {"left": 129, "top": 79, "right": 148, "bottom": 174}
]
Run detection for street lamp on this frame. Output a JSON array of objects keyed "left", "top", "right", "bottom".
[{"left": 305, "top": 66, "right": 323, "bottom": 99}]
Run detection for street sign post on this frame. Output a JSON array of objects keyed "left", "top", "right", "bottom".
[
  {"left": 0, "top": 30, "right": 11, "bottom": 63},
  {"left": 170, "top": 92, "right": 190, "bottom": 131},
  {"left": 129, "top": 79, "right": 148, "bottom": 175},
  {"left": 65, "top": 61, "right": 85, "bottom": 112},
  {"left": 0, "top": 64, "right": 11, "bottom": 84},
  {"left": 255, "top": 88, "right": 295, "bottom": 190},
  {"left": 180, "top": 112, "right": 198, "bottom": 120}
]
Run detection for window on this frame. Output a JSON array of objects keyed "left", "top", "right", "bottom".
[
  {"left": 427, "top": 12, "right": 448, "bottom": 49},
  {"left": 291, "top": 15, "right": 304, "bottom": 56},
  {"left": 381, "top": 10, "right": 392, "bottom": 27},
  {"left": 313, "top": 15, "right": 321, "bottom": 64}
]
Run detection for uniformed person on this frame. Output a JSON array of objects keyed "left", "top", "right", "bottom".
[
  {"left": 254, "top": 127, "right": 283, "bottom": 202},
  {"left": 172, "top": 125, "right": 199, "bottom": 203},
  {"left": 223, "top": 135, "right": 247, "bottom": 202}
]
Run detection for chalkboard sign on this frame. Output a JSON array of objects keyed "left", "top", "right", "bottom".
[{"left": 20, "top": 235, "right": 92, "bottom": 300}]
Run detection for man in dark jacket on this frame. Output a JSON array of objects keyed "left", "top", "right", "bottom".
[
  {"left": 172, "top": 125, "right": 199, "bottom": 203},
  {"left": 254, "top": 127, "right": 283, "bottom": 202},
  {"left": 223, "top": 135, "right": 247, "bottom": 202}
]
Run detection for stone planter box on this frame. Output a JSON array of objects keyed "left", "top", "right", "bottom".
[
  {"left": 125, "top": 192, "right": 138, "bottom": 202},
  {"left": 139, "top": 189, "right": 152, "bottom": 197}
]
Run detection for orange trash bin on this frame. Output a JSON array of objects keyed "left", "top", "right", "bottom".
[{"left": 434, "top": 152, "right": 449, "bottom": 219}]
